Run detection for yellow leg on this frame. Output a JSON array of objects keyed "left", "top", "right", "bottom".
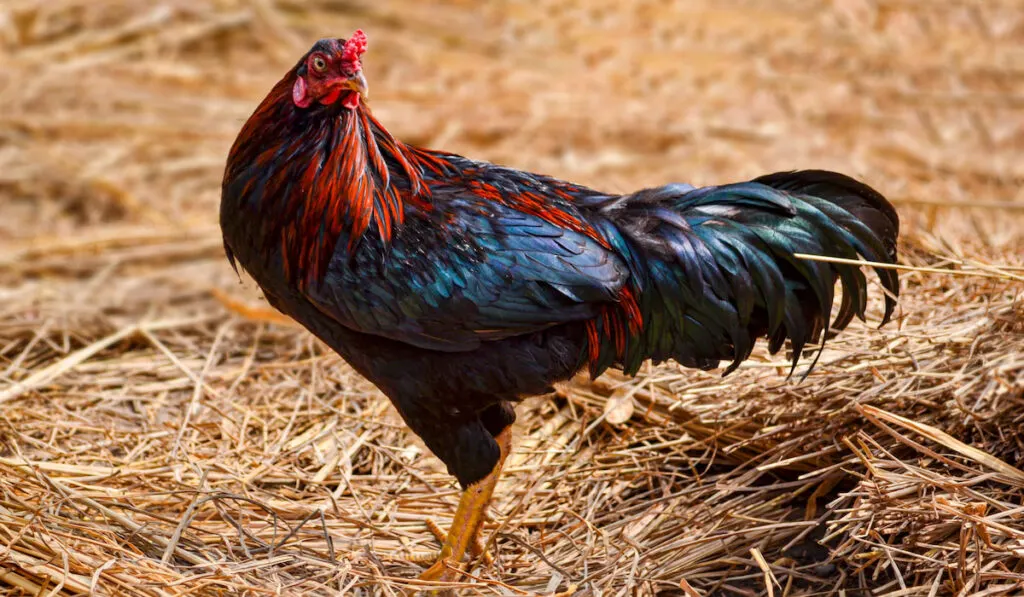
[
  {"left": 418, "top": 427, "right": 512, "bottom": 585},
  {"left": 424, "top": 519, "right": 493, "bottom": 566}
]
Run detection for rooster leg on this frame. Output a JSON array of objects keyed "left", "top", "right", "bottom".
[
  {"left": 417, "top": 426, "right": 511, "bottom": 585},
  {"left": 424, "top": 519, "right": 494, "bottom": 565}
]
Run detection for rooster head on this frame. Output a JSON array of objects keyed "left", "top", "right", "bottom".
[{"left": 292, "top": 30, "right": 369, "bottom": 111}]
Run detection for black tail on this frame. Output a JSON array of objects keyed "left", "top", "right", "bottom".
[
  {"left": 754, "top": 170, "right": 899, "bottom": 262},
  {"left": 589, "top": 170, "right": 900, "bottom": 378}
]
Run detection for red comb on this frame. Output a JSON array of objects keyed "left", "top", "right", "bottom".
[{"left": 342, "top": 30, "right": 368, "bottom": 69}]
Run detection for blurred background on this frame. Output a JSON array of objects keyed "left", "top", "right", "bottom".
[
  {"left": 1, "top": 1, "right": 1022, "bottom": 596},
  {"left": 3, "top": 0, "right": 1022, "bottom": 247}
]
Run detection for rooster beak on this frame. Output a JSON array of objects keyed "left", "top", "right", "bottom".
[{"left": 344, "top": 71, "right": 369, "bottom": 100}]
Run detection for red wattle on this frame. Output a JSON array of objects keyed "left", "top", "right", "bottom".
[
  {"left": 320, "top": 87, "right": 343, "bottom": 105},
  {"left": 341, "top": 92, "right": 360, "bottom": 109}
]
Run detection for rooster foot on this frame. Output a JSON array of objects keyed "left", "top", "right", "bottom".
[
  {"left": 424, "top": 518, "right": 493, "bottom": 565},
  {"left": 415, "top": 547, "right": 462, "bottom": 596}
]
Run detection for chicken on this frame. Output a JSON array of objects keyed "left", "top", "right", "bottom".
[{"left": 220, "top": 30, "right": 899, "bottom": 583}]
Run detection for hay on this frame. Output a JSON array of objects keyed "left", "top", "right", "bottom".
[{"left": 1, "top": 0, "right": 1022, "bottom": 595}]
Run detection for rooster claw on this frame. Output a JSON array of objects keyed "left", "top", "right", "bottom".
[
  {"left": 416, "top": 549, "right": 462, "bottom": 596},
  {"left": 424, "top": 518, "right": 493, "bottom": 565}
]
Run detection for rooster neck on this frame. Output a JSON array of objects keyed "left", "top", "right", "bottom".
[
  {"left": 225, "top": 78, "right": 446, "bottom": 289},
  {"left": 296, "top": 108, "right": 411, "bottom": 274}
]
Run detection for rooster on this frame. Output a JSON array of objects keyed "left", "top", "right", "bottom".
[{"left": 220, "top": 30, "right": 899, "bottom": 583}]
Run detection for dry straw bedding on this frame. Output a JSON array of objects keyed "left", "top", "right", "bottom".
[{"left": 1, "top": 1, "right": 1022, "bottom": 595}]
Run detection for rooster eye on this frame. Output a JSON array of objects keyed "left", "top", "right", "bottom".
[{"left": 312, "top": 56, "right": 327, "bottom": 72}]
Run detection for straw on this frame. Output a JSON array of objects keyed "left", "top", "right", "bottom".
[{"left": 1, "top": 1, "right": 1021, "bottom": 595}]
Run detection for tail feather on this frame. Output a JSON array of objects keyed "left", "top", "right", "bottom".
[
  {"left": 592, "top": 170, "right": 900, "bottom": 378},
  {"left": 754, "top": 169, "right": 899, "bottom": 262},
  {"left": 759, "top": 170, "right": 899, "bottom": 325}
]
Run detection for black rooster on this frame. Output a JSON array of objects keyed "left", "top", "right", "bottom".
[{"left": 220, "top": 30, "right": 899, "bottom": 583}]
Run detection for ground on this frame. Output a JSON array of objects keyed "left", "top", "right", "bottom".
[{"left": 1, "top": 1, "right": 1022, "bottom": 595}]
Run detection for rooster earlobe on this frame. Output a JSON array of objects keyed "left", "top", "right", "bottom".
[{"left": 292, "top": 77, "right": 311, "bottom": 108}]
